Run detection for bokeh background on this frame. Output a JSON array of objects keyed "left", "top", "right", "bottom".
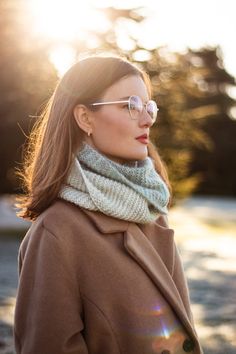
[{"left": 0, "top": 0, "right": 236, "bottom": 353}]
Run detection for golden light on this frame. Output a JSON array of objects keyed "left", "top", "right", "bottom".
[
  {"left": 27, "top": 0, "right": 110, "bottom": 75},
  {"left": 49, "top": 45, "right": 77, "bottom": 77},
  {"left": 28, "top": 0, "right": 109, "bottom": 40}
]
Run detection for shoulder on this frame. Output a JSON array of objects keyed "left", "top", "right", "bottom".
[
  {"left": 35, "top": 199, "right": 95, "bottom": 236},
  {"left": 40, "top": 198, "right": 86, "bottom": 225},
  {"left": 20, "top": 200, "right": 95, "bottom": 253},
  {"left": 18, "top": 202, "right": 91, "bottom": 285}
]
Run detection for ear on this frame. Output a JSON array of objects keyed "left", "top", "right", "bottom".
[{"left": 73, "top": 104, "right": 93, "bottom": 135}]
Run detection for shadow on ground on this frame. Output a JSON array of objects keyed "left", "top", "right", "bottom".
[
  {"left": 180, "top": 248, "right": 236, "bottom": 354},
  {"left": 0, "top": 320, "right": 15, "bottom": 354}
]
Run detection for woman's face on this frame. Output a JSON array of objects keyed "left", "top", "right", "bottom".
[{"left": 85, "top": 75, "right": 155, "bottom": 164}]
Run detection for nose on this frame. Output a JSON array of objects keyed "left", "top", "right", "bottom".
[{"left": 138, "top": 109, "right": 154, "bottom": 128}]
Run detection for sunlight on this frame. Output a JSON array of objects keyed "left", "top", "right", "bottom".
[
  {"left": 49, "top": 45, "right": 77, "bottom": 76},
  {"left": 27, "top": 0, "right": 110, "bottom": 74},
  {"left": 0, "top": 296, "right": 16, "bottom": 326},
  {"left": 229, "top": 106, "right": 236, "bottom": 120},
  {"left": 25, "top": 0, "right": 236, "bottom": 78},
  {"left": 28, "top": 0, "right": 109, "bottom": 40}
]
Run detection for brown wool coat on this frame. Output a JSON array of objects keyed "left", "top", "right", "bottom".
[{"left": 14, "top": 199, "right": 203, "bottom": 354}]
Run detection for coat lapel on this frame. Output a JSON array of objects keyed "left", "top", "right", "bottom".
[
  {"left": 81, "top": 208, "right": 196, "bottom": 338},
  {"left": 124, "top": 222, "right": 196, "bottom": 339}
]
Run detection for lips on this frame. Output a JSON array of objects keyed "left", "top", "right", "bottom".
[
  {"left": 136, "top": 134, "right": 149, "bottom": 144},
  {"left": 136, "top": 134, "right": 148, "bottom": 139}
]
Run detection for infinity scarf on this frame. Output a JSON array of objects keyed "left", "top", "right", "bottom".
[{"left": 59, "top": 143, "right": 170, "bottom": 224}]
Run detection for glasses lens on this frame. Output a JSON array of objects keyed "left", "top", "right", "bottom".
[
  {"left": 146, "top": 100, "right": 158, "bottom": 121},
  {"left": 129, "top": 96, "right": 143, "bottom": 119}
]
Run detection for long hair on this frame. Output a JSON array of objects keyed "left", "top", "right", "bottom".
[{"left": 16, "top": 54, "right": 171, "bottom": 221}]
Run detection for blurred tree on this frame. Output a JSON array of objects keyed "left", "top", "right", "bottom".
[
  {"left": 186, "top": 47, "right": 236, "bottom": 196},
  {"left": 127, "top": 46, "right": 236, "bottom": 199},
  {"left": 0, "top": 0, "right": 58, "bottom": 193}
]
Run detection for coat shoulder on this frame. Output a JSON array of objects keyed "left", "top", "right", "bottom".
[
  {"left": 37, "top": 199, "right": 93, "bottom": 233},
  {"left": 21, "top": 199, "right": 93, "bottom": 249}
]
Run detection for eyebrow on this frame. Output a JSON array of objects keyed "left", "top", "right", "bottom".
[{"left": 118, "top": 96, "right": 130, "bottom": 100}]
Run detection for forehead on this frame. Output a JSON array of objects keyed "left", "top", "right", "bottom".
[{"left": 102, "top": 75, "right": 149, "bottom": 101}]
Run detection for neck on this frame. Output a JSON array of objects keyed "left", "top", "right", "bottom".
[{"left": 81, "top": 142, "right": 143, "bottom": 167}]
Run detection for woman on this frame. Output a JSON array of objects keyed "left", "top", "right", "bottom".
[{"left": 14, "top": 54, "right": 203, "bottom": 354}]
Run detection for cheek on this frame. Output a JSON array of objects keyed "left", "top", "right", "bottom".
[{"left": 93, "top": 111, "right": 132, "bottom": 142}]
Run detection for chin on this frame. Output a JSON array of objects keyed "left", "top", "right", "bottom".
[
  {"left": 127, "top": 153, "right": 147, "bottom": 162},
  {"left": 105, "top": 147, "right": 148, "bottom": 164},
  {"left": 134, "top": 147, "right": 148, "bottom": 160}
]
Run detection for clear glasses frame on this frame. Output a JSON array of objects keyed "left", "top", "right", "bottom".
[{"left": 89, "top": 95, "right": 159, "bottom": 122}]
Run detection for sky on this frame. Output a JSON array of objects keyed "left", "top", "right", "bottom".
[{"left": 28, "top": 0, "right": 236, "bottom": 83}]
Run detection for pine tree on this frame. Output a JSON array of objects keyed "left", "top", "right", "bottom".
[{"left": 186, "top": 47, "right": 236, "bottom": 195}]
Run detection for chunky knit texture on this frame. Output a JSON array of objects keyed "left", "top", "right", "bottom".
[{"left": 59, "top": 143, "right": 170, "bottom": 224}]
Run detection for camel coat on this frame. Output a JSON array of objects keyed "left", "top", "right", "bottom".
[{"left": 14, "top": 199, "right": 203, "bottom": 354}]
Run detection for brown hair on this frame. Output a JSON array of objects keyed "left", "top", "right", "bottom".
[{"left": 16, "top": 54, "right": 171, "bottom": 221}]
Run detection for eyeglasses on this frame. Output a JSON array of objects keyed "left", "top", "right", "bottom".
[{"left": 89, "top": 95, "right": 159, "bottom": 122}]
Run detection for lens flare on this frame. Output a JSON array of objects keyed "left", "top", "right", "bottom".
[{"left": 118, "top": 302, "right": 187, "bottom": 353}]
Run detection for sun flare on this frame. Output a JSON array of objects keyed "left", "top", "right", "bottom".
[
  {"left": 27, "top": 0, "right": 110, "bottom": 74},
  {"left": 28, "top": 0, "right": 109, "bottom": 40}
]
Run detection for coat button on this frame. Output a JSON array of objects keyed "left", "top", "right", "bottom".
[
  {"left": 161, "top": 351, "right": 171, "bottom": 354},
  {"left": 183, "top": 338, "right": 195, "bottom": 352}
]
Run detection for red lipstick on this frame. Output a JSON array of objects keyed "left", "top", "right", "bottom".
[{"left": 136, "top": 134, "right": 149, "bottom": 144}]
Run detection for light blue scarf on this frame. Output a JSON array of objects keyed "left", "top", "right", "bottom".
[{"left": 59, "top": 143, "right": 170, "bottom": 224}]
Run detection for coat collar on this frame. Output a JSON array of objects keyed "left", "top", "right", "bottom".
[
  {"left": 81, "top": 208, "right": 197, "bottom": 341},
  {"left": 124, "top": 222, "right": 197, "bottom": 340},
  {"left": 81, "top": 208, "right": 169, "bottom": 234},
  {"left": 81, "top": 209, "right": 130, "bottom": 233}
]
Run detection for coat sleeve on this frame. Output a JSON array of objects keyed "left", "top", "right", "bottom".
[{"left": 14, "top": 223, "right": 89, "bottom": 354}]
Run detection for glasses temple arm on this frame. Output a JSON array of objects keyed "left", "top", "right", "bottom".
[{"left": 90, "top": 100, "right": 129, "bottom": 106}]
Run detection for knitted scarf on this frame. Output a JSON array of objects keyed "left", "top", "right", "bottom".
[{"left": 59, "top": 143, "right": 170, "bottom": 224}]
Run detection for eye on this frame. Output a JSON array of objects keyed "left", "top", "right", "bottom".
[
  {"left": 129, "top": 96, "right": 143, "bottom": 112},
  {"left": 129, "top": 103, "right": 136, "bottom": 111}
]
